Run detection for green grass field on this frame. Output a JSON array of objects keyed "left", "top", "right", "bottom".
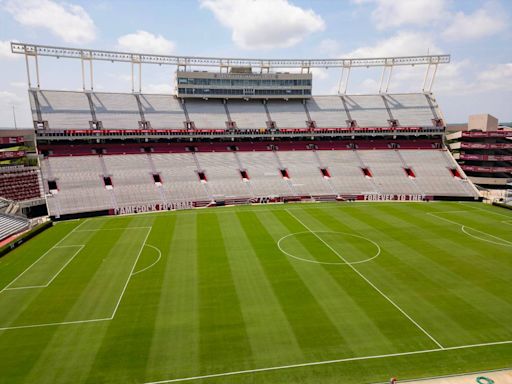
[{"left": 0, "top": 201, "right": 511, "bottom": 384}]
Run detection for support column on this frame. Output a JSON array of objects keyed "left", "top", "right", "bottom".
[
  {"left": 34, "top": 53, "right": 41, "bottom": 88},
  {"left": 337, "top": 66, "right": 351, "bottom": 94},
  {"left": 25, "top": 53, "right": 32, "bottom": 88},
  {"left": 379, "top": 65, "right": 393, "bottom": 94}
]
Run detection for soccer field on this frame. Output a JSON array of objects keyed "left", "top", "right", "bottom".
[{"left": 0, "top": 201, "right": 511, "bottom": 384}]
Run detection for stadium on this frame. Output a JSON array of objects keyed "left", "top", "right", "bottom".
[{"left": 0, "top": 33, "right": 511, "bottom": 384}]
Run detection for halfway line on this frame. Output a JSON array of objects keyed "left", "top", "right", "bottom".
[{"left": 285, "top": 209, "right": 444, "bottom": 350}]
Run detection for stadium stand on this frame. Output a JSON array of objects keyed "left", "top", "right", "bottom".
[
  {"left": 91, "top": 92, "right": 142, "bottom": 129},
  {"left": 225, "top": 100, "right": 267, "bottom": 129},
  {"left": 30, "top": 91, "right": 443, "bottom": 130},
  {"left": 139, "top": 94, "right": 187, "bottom": 129},
  {"left": 267, "top": 100, "right": 309, "bottom": 128},
  {"left": 186, "top": 99, "right": 228, "bottom": 129},
  {"left": 24, "top": 54, "right": 477, "bottom": 218},
  {"left": 307, "top": 96, "right": 348, "bottom": 128},
  {"left": 39, "top": 143, "right": 478, "bottom": 216},
  {"left": 343, "top": 95, "right": 392, "bottom": 127},
  {"left": 0, "top": 167, "right": 43, "bottom": 202},
  {"left": 0, "top": 213, "right": 29, "bottom": 242},
  {"left": 34, "top": 90, "right": 92, "bottom": 130}
]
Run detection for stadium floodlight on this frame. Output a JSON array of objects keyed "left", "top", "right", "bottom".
[{"left": 11, "top": 42, "right": 450, "bottom": 93}]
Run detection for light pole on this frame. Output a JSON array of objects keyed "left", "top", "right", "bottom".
[{"left": 12, "top": 105, "right": 18, "bottom": 129}]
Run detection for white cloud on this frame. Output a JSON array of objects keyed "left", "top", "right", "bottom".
[
  {"left": 356, "top": 0, "right": 447, "bottom": 30},
  {"left": 9, "top": 81, "right": 27, "bottom": 88},
  {"left": 200, "top": 0, "right": 325, "bottom": 49},
  {"left": 117, "top": 30, "right": 175, "bottom": 55},
  {"left": 2, "top": 0, "right": 96, "bottom": 44},
  {"left": 0, "top": 91, "right": 24, "bottom": 105},
  {"left": 476, "top": 63, "right": 512, "bottom": 91},
  {"left": 318, "top": 39, "right": 341, "bottom": 57},
  {"left": 442, "top": 8, "right": 506, "bottom": 41},
  {"left": 344, "top": 31, "right": 441, "bottom": 57},
  {"left": 355, "top": 0, "right": 507, "bottom": 42},
  {"left": 0, "top": 40, "right": 19, "bottom": 59}
]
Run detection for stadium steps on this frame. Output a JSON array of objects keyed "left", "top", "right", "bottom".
[
  {"left": 272, "top": 151, "right": 299, "bottom": 196},
  {"left": 395, "top": 150, "right": 423, "bottom": 194},
  {"left": 353, "top": 150, "right": 382, "bottom": 194},
  {"left": 146, "top": 153, "right": 167, "bottom": 204},
  {"left": 311, "top": 150, "right": 338, "bottom": 195},
  {"left": 440, "top": 150, "right": 480, "bottom": 197},
  {"left": 191, "top": 152, "right": 214, "bottom": 201},
  {"left": 41, "top": 157, "right": 63, "bottom": 217},
  {"left": 98, "top": 155, "right": 119, "bottom": 210},
  {"left": 232, "top": 151, "right": 256, "bottom": 197}
]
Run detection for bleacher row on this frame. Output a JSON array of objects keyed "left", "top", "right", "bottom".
[
  {"left": 41, "top": 149, "right": 478, "bottom": 216},
  {"left": 0, "top": 213, "right": 29, "bottom": 241},
  {"left": 32, "top": 90, "right": 442, "bottom": 130},
  {"left": 0, "top": 168, "right": 44, "bottom": 202}
]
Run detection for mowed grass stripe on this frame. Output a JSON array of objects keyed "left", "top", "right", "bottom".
[
  {"left": 372, "top": 203, "right": 512, "bottom": 282},
  {"left": 277, "top": 208, "right": 441, "bottom": 352},
  {"left": 197, "top": 213, "right": 253, "bottom": 372},
  {"left": 146, "top": 214, "right": 201, "bottom": 381},
  {"left": 323, "top": 204, "right": 511, "bottom": 346},
  {"left": 320, "top": 204, "right": 485, "bottom": 346},
  {"left": 390, "top": 203, "right": 512, "bottom": 290},
  {"left": 5, "top": 220, "right": 148, "bottom": 384},
  {"left": 0, "top": 226, "right": 127, "bottom": 328},
  {"left": 238, "top": 211, "right": 352, "bottom": 357},
  {"left": 219, "top": 212, "right": 304, "bottom": 367},
  {"left": 0, "top": 221, "right": 82, "bottom": 290},
  {"left": 84, "top": 215, "right": 166, "bottom": 384},
  {"left": 0, "top": 202, "right": 511, "bottom": 384},
  {"left": 377, "top": 204, "right": 512, "bottom": 341},
  {"left": 269, "top": 210, "right": 404, "bottom": 353}
]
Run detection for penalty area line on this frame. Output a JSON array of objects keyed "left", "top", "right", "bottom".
[
  {"left": 132, "top": 244, "right": 162, "bottom": 276},
  {"left": 143, "top": 340, "right": 512, "bottom": 384}
]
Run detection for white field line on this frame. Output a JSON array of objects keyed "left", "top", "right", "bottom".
[
  {"left": 108, "top": 227, "right": 152, "bottom": 319},
  {"left": 285, "top": 209, "right": 445, "bottom": 350},
  {"left": 0, "top": 317, "right": 111, "bottom": 331},
  {"left": 458, "top": 203, "right": 512, "bottom": 218},
  {"left": 427, "top": 213, "right": 512, "bottom": 247},
  {"left": 3, "top": 245, "right": 84, "bottom": 290},
  {"left": 0, "top": 219, "right": 88, "bottom": 293},
  {"left": 131, "top": 244, "right": 162, "bottom": 276},
  {"left": 502, "top": 220, "right": 512, "bottom": 226},
  {"left": 0, "top": 225, "right": 151, "bottom": 331},
  {"left": 461, "top": 226, "right": 512, "bottom": 247},
  {"left": 143, "top": 340, "right": 512, "bottom": 384},
  {"left": 74, "top": 226, "right": 152, "bottom": 232},
  {"left": 277, "top": 231, "right": 381, "bottom": 265}
]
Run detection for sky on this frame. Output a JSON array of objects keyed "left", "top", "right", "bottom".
[{"left": 0, "top": 0, "right": 511, "bottom": 128}]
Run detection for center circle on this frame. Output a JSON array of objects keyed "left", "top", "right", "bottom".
[{"left": 277, "top": 231, "right": 381, "bottom": 265}]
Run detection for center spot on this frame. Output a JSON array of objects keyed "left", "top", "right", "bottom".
[{"left": 277, "top": 231, "right": 380, "bottom": 265}]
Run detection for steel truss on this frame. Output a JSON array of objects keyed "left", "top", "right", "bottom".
[{"left": 12, "top": 42, "right": 450, "bottom": 94}]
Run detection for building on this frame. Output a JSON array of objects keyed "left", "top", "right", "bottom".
[{"left": 447, "top": 114, "right": 512, "bottom": 189}]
